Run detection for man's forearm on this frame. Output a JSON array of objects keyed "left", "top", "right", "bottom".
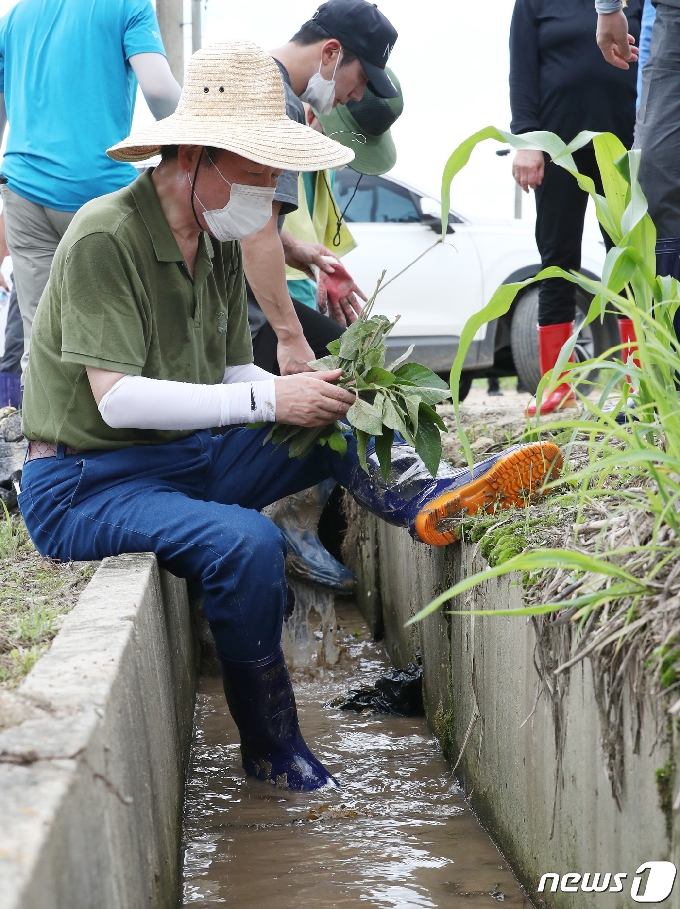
[
  {"left": 595, "top": 0, "right": 623, "bottom": 12},
  {"left": 241, "top": 217, "right": 305, "bottom": 343}
]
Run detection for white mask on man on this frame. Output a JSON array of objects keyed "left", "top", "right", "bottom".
[
  {"left": 300, "top": 51, "right": 341, "bottom": 116},
  {"left": 191, "top": 151, "right": 276, "bottom": 242}
]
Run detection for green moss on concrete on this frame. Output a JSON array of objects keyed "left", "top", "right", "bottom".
[
  {"left": 655, "top": 758, "right": 675, "bottom": 841},
  {"left": 433, "top": 674, "right": 456, "bottom": 761},
  {"left": 460, "top": 509, "right": 561, "bottom": 568}
]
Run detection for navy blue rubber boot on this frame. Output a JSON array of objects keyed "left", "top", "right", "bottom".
[
  {"left": 348, "top": 439, "right": 563, "bottom": 546},
  {"left": 221, "top": 648, "right": 338, "bottom": 791}
]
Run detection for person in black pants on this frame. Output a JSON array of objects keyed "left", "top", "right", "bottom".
[
  {"left": 510, "top": 0, "right": 642, "bottom": 415},
  {"left": 253, "top": 297, "right": 344, "bottom": 375}
]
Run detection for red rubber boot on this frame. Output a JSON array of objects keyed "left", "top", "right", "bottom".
[
  {"left": 526, "top": 322, "right": 577, "bottom": 417},
  {"left": 618, "top": 318, "right": 639, "bottom": 372}
]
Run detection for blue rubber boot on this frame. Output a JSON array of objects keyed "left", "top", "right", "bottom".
[
  {"left": 221, "top": 648, "right": 338, "bottom": 791},
  {"left": 348, "top": 439, "right": 563, "bottom": 546},
  {"left": 267, "top": 480, "right": 356, "bottom": 593}
]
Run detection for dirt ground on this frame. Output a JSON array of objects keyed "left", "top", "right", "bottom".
[{"left": 439, "top": 382, "right": 551, "bottom": 466}]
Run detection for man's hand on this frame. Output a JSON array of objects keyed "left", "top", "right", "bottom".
[
  {"left": 274, "top": 368, "right": 355, "bottom": 425},
  {"left": 276, "top": 334, "right": 316, "bottom": 376},
  {"left": 280, "top": 232, "right": 339, "bottom": 278},
  {"left": 512, "top": 150, "right": 545, "bottom": 193},
  {"left": 597, "top": 10, "right": 639, "bottom": 69}
]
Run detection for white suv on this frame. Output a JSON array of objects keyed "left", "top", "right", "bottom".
[{"left": 335, "top": 168, "right": 614, "bottom": 397}]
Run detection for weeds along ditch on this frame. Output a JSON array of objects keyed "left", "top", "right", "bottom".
[
  {"left": 410, "top": 127, "right": 680, "bottom": 807},
  {"left": 0, "top": 508, "right": 94, "bottom": 688}
]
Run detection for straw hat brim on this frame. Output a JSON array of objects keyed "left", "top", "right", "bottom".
[{"left": 107, "top": 113, "right": 355, "bottom": 171}]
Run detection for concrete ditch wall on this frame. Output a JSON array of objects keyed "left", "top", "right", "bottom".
[
  {"left": 0, "top": 553, "right": 197, "bottom": 909},
  {"left": 351, "top": 509, "right": 679, "bottom": 909}
]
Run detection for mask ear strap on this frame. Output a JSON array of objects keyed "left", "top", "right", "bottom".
[
  {"left": 331, "top": 48, "right": 341, "bottom": 79},
  {"left": 190, "top": 150, "right": 204, "bottom": 231},
  {"left": 320, "top": 47, "right": 341, "bottom": 78}
]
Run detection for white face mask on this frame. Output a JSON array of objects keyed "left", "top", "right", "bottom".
[
  {"left": 191, "top": 152, "right": 276, "bottom": 242},
  {"left": 300, "top": 51, "right": 341, "bottom": 116}
]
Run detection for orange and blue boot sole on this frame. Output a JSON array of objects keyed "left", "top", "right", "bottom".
[{"left": 413, "top": 441, "right": 563, "bottom": 546}]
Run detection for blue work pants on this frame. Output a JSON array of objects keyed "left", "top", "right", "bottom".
[{"left": 19, "top": 428, "right": 357, "bottom": 663}]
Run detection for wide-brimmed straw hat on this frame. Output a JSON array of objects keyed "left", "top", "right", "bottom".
[{"left": 107, "top": 41, "right": 355, "bottom": 171}]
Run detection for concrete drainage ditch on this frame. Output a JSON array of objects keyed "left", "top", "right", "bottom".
[
  {"left": 0, "top": 554, "right": 197, "bottom": 909},
  {"left": 345, "top": 505, "right": 680, "bottom": 909},
  {"left": 3, "top": 505, "right": 679, "bottom": 908}
]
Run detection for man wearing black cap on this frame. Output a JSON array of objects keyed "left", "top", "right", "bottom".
[
  {"left": 241, "top": 0, "right": 398, "bottom": 376},
  {"left": 240, "top": 0, "right": 398, "bottom": 598}
]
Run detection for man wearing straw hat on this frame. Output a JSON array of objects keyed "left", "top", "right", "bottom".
[{"left": 18, "top": 42, "right": 562, "bottom": 792}]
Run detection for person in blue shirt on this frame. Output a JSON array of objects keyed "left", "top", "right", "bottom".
[
  {"left": 0, "top": 0, "right": 181, "bottom": 390},
  {"left": 637, "top": 0, "right": 657, "bottom": 107}
]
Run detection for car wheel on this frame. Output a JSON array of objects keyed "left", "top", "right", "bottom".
[{"left": 510, "top": 284, "right": 619, "bottom": 396}]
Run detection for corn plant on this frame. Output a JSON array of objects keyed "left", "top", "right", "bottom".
[{"left": 410, "top": 126, "right": 680, "bottom": 641}]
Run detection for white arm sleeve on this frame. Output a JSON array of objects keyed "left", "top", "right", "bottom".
[
  {"left": 129, "top": 53, "right": 181, "bottom": 121},
  {"left": 223, "top": 363, "right": 275, "bottom": 383},
  {"left": 98, "top": 375, "right": 276, "bottom": 430}
]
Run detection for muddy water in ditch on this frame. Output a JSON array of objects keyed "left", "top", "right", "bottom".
[{"left": 181, "top": 602, "right": 530, "bottom": 909}]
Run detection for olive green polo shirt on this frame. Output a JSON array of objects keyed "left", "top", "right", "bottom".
[{"left": 22, "top": 170, "right": 253, "bottom": 450}]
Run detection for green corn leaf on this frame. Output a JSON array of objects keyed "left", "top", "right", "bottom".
[
  {"left": 347, "top": 398, "right": 383, "bottom": 435},
  {"left": 440, "top": 127, "right": 600, "bottom": 244},
  {"left": 414, "top": 413, "right": 442, "bottom": 478},
  {"left": 601, "top": 245, "right": 638, "bottom": 294},
  {"left": 375, "top": 426, "right": 394, "bottom": 481},
  {"left": 406, "top": 549, "right": 645, "bottom": 626},
  {"left": 593, "top": 132, "right": 629, "bottom": 231},
  {"left": 617, "top": 150, "right": 649, "bottom": 238},
  {"left": 444, "top": 584, "right": 643, "bottom": 618}
]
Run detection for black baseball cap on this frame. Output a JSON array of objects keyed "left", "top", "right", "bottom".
[{"left": 311, "top": 0, "right": 398, "bottom": 99}]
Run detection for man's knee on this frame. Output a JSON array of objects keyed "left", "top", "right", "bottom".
[{"left": 209, "top": 510, "right": 288, "bottom": 584}]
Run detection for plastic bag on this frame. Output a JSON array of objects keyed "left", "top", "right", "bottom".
[{"left": 330, "top": 661, "right": 424, "bottom": 717}]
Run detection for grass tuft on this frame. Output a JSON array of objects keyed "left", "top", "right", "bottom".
[{"left": 0, "top": 514, "right": 95, "bottom": 687}]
